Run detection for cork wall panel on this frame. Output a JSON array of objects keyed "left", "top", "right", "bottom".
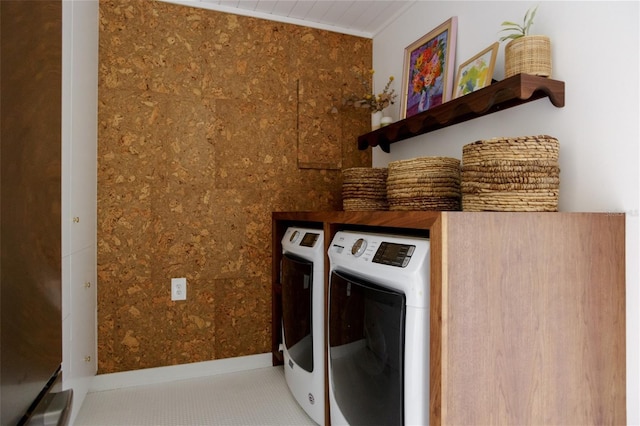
[
  {"left": 98, "top": 0, "right": 371, "bottom": 373},
  {"left": 297, "top": 71, "right": 342, "bottom": 170},
  {"left": 294, "top": 27, "right": 372, "bottom": 170}
]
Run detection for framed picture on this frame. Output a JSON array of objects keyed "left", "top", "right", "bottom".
[
  {"left": 401, "top": 17, "right": 457, "bottom": 118},
  {"left": 453, "top": 42, "right": 499, "bottom": 98}
]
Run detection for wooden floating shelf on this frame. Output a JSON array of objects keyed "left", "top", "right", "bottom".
[{"left": 358, "top": 73, "right": 565, "bottom": 153}]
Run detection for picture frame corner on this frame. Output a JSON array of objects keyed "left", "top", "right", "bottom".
[
  {"left": 453, "top": 42, "right": 500, "bottom": 99},
  {"left": 400, "top": 16, "right": 459, "bottom": 117}
]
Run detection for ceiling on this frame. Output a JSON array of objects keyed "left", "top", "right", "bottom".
[{"left": 166, "top": 0, "right": 415, "bottom": 38}]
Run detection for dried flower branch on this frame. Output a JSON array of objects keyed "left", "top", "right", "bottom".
[{"left": 344, "top": 69, "right": 397, "bottom": 113}]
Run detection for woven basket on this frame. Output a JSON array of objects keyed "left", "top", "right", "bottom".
[
  {"left": 462, "top": 135, "right": 559, "bottom": 165},
  {"left": 461, "top": 135, "right": 560, "bottom": 212},
  {"left": 462, "top": 191, "right": 559, "bottom": 212},
  {"left": 341, "top": 167, "right": 389, "bottom": 211},
  {"left": 387, "top": 157, "right": 461, "bottom": 211},
  {"left": 505, "top": 35, "right": 552, "bottom": 78}
]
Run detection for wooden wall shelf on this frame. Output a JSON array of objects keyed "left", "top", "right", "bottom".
[{"left": 358, "top": 73, "right": 565, "bottom": 153}]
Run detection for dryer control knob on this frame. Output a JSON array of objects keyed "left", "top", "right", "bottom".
[
  {"left": 351, "top": 238, "right": 367, "bottom": 257},
  {"left": 289, "top": 230, "right": 300, "bottom": 243}
]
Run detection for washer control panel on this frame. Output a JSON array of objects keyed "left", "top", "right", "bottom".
[
  {"left": 285, "top": 228, "right": 320, "bottom": 248},
  {"left": 300, "top": 232, "right": 319, "bottom": 247},
  {"left": 331, "top": 232, "right": 420, "bottom": 268},
  {"left": 373, "top": 241, "right": 416, "bottom": 267}
]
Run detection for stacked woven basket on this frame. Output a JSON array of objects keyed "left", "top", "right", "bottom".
[
  {"left": 386, "top": 157, "right": 461, "bottom": 211},
  {"left": 461, "top": 135, "right": 560, "bottom": 211},
  {"left": 342, "top": 167, "right": 389, "bottom": 211}
]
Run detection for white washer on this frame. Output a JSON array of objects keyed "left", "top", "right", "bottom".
[
  {"left": 327, "top": 230, "right": 430, "bottom": 426},
  {"left": 281, "top": 227, "right": 325, "bottom": 425}
]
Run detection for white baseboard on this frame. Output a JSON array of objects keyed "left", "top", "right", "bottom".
[
  {"left": 89, "top": 353, "right": 273, "bottom": 392},
  {"left": 64, "top": 374, "right": 94, "bottom": 425}
]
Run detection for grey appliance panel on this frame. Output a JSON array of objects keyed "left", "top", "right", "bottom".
[{"left": 1, "top": 0, "right": 64, "bottom": 424}]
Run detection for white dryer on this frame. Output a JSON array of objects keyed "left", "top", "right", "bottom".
[
  {"left": 281, "top": 227, "right": 325, "bottom": 425},
  {"left": 327, "top": 230, "right": 430, "bottom": 426}
]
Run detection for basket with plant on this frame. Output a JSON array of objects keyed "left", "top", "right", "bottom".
[{"left": 500, "top": 6, "right": 552, "bottom": 78}]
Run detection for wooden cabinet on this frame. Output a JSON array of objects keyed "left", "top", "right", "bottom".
[{"left": 272, "top": 211, "right": 626, "bottom": 425}]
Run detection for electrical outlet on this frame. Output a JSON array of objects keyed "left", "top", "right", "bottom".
[{"left": 171, "top": 277, "right": 187, "bottom": 301}]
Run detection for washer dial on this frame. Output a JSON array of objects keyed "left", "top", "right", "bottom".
[{"left": 351, "top": 238, "right": 367, "bottom": 257}]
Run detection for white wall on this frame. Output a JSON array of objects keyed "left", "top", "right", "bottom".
[
  {"left": 372, "top": 1, "right": 639, "bottom": 424},
  {"left": 62, "top": 0, "right": 99, "bottom": 424}
]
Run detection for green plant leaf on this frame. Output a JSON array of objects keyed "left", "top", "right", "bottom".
[
  {"left": 500, "top": 26, "right": 524, "bottom": 33},
  {"left": 526, "top": 6, "right": 538, "bottom": 23},
  {"left": 523, "top": 5, "right": 537, "bottom": 35},
  {"left": 499, "top": 34, "right": 525, "bottom": 42},
  {"left": 499, "top": 5, "right": 540, "bottom": 41}
]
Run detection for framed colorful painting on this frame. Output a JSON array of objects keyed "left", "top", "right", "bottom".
[
  {"left": 454, "top": 42, "right": 499, "bottom": 98},
  {"left": 401, "top": 17, "right": 458, "bottom": 118}
]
